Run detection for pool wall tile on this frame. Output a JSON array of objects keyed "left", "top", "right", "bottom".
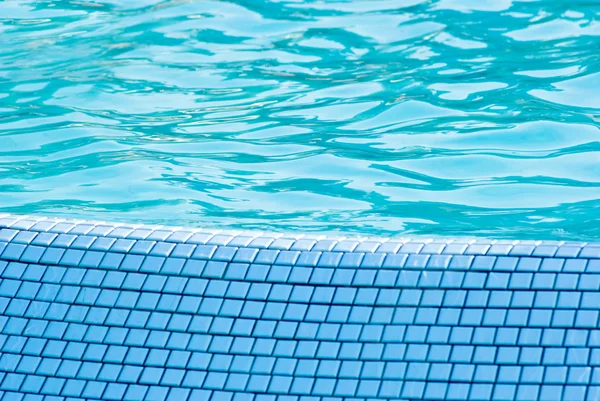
[{"left": 0, "top": 214, "right": 599, "bottom": 400}]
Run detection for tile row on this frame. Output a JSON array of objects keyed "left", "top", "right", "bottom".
[
  {"left": 4, "top": 319, "right": 600, "bottom": 362},
  {"left": 4, "top": 302, "right": 600, "bottom": 345},
  {"left": 7, "top": 261, "right": 600, "bottom": 297},
  {"left": 8, "top": 281, "right": 600, "bottom": 316},
  {"left": 6, "top": 289, "right": 600, "bottom": 331},
  {"left": 1, "top": 214, "right": 594, "bottom": 246},
  {"left": 3, "top": 239, "right": 600, "bottom": 276},
  {"left": 6, "top": 266, "right": 600, "bottom": 313},
  {"left": 0, "top": 375, "right": 596, "bottom": 401},
  {"left": 8, "top": 278, "right": 600, "bottom": 314},
  {"left": 3, "top": 340, "right": 600, "bottom": 380},
  {"left": 5, "top": 286, "right": 600, "bottom": 338},
  {"left": 2, "top": 215, "right": 600, "bottom": 260}
]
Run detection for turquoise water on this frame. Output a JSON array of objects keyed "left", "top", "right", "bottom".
[{"left": 1, "top": 0, "right": 599, "bottom": 240}]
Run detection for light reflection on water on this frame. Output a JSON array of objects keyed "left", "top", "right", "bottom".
[{"left": 0, "top": 0, "right": 599, "bottom": 240}]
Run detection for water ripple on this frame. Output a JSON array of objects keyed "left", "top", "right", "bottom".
[{"left": 0, "top": 0, "right": 599, "bottom": 240}]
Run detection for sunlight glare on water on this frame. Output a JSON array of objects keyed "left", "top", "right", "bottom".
[{"left": 0, "top": 0, "right": 599, "bottom": 240}]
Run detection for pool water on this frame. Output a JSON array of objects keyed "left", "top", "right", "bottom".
[{"left": 1, "top": 0, "right": 599, "bottom": 240}]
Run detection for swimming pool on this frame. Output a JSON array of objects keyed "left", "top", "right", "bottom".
[
  {"left": 1, "top": 1, "right": 599, "bottom": 400},
  {"left": 1, "top": 0, "right": 599, "bottom": 240}
]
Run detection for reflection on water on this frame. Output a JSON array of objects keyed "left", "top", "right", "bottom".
[{"left": 0, "top": 0, "right": 599, "bottom": 240}]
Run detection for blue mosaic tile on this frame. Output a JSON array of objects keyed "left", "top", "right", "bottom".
[
  {"left": 89, "top": 237, "right": 117, "bottom": 252},
  {"left": 48, "top": 223, "right": 77, "bottom": 234},
  {"left": 0, "top": 215, "right": 600, "bottom": 400},
  {"left": 289, "top": 239, "right": 316, "bottom": 252}
]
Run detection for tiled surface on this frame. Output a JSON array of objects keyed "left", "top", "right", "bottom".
[{"left": 0, "top": 215, "right": 599, "bottom": 401}]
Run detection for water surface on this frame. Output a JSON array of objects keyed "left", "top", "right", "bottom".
[{"left": 1, "top": 0, "right": 599, "bottom": 240}]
